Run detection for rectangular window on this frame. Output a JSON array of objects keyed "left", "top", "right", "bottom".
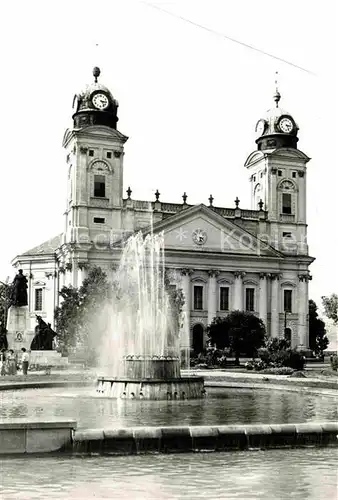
[
  {"left": 284, "top": 290, "right": 292, "bottom": 313},
  {"left": 278, "top": 170, "right": 282, "bottom": 176},
  {"left": 89, "top": 149, "right": 94, "bottom": 157},
  {"left": 292, "top": 172, "right": 297, "bottom": 178},
  {"left": 194, "top": 286, "right": 203, "bottom": 310},
  {"left": 282, "top": 193, "right": 292, "bottom": 214},
  {"left": 35, "top": 288, "right": 43, "bottom": 311},
  {"left": 245, "top": 288, "right": 255, "bottom": 312},
  {"left": 106, "top": 151, "right": 112, "bottom": 159},
  {"left": 94, "top": 175, "right": 105, "bottom": 197},
  {"left": 283, "top": 232, "right": 292, "bottom": 238},
  {"left": 220, "top": 287, "right": 229, "bottom": 311},
  {"left": 93, "top": 217, "right": 105, "bottom": 224}
]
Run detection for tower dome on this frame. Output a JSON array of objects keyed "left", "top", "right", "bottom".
[
  {"left": 72, "top": 67, "right": 119, "bottom": 130},
  {"left": 254, "top": 89, "right": 299, "bottom": 151}
]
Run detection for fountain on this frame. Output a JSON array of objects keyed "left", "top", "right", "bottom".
[{"left": 96, "top": 231, "right": 204, "bottom": 399}]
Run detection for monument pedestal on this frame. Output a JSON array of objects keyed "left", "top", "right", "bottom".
[
  {"left": 6, "top": 306, "right": 34, "bottom": 352},
  {"left": 29, "top": 350, "right": 69, "bottom": 367}
]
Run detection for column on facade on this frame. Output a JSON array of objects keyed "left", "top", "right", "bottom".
[
  {"left": 270, "top": 168, "right": 278, "bottom": 219},
  {"left": 65, "top": 263, "right": 72, "bottom": 287},
  {"left": 297, "top": 172, "right": 306, "bottom": 223},
  {"left": 207, "top": 270, "right": 219, "bottom": 324},
  {"left": 180, "top": 268, "right": 193, "bottom": 350},
  {"left": 59, "top": 267, "right": 66, "bottom": 289},
  {"left": 44, "top": 272, "right": 56, "bottom": 326},
  {"left": 258, "top": 273, "right": 268, "bottom": 327},
  {"left": 233, "top": 271, "right": 245, "bottom": 310},
  {"left": 270, "top": 273, "right": 280, "bottom": 338},
  {"left": 77, "top": 262, "right": 89, "bottom": 288},
  {"left": 297, "top": 274, "right": 311, "bottom": 348}
]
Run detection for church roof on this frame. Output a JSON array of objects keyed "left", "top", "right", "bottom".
[{"left": 22, "top": 234, "right": 62, "bottom": 256}]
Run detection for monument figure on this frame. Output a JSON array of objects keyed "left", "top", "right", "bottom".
[
  {"left": 30, "top": 315, "right": 57, "bottom": 350},
  {"left": 10, "top": 269, "right": 28, "bottom": 307}
]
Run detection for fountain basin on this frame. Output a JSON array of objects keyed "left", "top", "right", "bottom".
[
  {"left": 96, "top": 376, "right": 205, "bottom": 400},
  {"left": 123, "top": 355, "right": 181, "bottom": 379}
]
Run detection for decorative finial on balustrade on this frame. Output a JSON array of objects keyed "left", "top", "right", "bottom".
[
  {"left": 155, "top": 189, "right": 160, "bottom": 201},
  {"left": 258, "top": 199, "right": 264, "bottom": 211},
  {"left": 182, "top": 192, "right": 188, "bottom": 204},
  {"left": 126, "top": 186, "right": 132, "bottom": 199},
  {"left": 234, "top": 196, "right": 240, "bottom": 208},
  {"left": 208, "top": 194, "right": 214, "bottom": 207}
]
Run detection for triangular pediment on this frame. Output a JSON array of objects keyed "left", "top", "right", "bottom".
[
  {"left": 62, "top": 126, "right": 128, "bottom": 147},
  {"left": 245, "top": 148, "right": 310, "bottom": 168},
  {"left": 143, "top": 204, "right": 283, "bottom": 258},
  {"left": 271, "top": 148, "right": 310, "bottom": 161}
]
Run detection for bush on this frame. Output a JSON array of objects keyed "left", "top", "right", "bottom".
[
  {"left": 262, "top": 366, "right": 294, "bottom": 375},
  {"left": 190, "top": 346, "right": 227, "bottom": 368},
  {"left": 257, "top": 338, "right": 305, "bottom": 371},
  {"left": 245, "top": 359, "right": 267, "bottom": 371},
  {"left": 330, "top": 355, "right": 338, "bottom": 371}
]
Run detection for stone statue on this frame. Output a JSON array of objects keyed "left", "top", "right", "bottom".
[
  {"left": 30, "top": 315, "right": 57, "bottom": 350},
  {"left": 10, "top": 269, "right": 28, "bottom": 307}
]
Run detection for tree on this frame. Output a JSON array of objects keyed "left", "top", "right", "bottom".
[
  {"left": 322, "top": 294, "right": 338, "bottom": 325},
  {"left": 207, "top": 310, "right": 267, "bottom": 364},
  {"left": 54, "top": 266, "right": 112, "bottom": 363},
  {"left": 309, "top": 299, "right": 329, "bottom": 355},
  {"left": 0, "top": 281, "right": 11, "bottom": 332}
]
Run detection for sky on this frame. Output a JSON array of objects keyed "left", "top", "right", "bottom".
[{"left": 0, "top": 0, "right": 337, "bottom": 315}]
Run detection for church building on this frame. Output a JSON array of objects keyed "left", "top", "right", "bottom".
[{"left": 10, "top": 67, "right": 314, "bottom": 353}]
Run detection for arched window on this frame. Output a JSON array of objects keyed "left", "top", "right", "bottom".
[
  {"left": 192, "top": 324, "right": 204, "bottom": 353},
  {"left": 278, "top": 180, "right": 297, "bottom": 216}
]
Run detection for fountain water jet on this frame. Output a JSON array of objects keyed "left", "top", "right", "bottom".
[{"left": 97, "top": 231, "right": 204, "bottom": 399}]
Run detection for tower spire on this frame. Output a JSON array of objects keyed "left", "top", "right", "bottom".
[{"left": 273, "top": 71, "right": 281, "bottom": 107}]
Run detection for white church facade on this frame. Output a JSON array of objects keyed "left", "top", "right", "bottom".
[{"left": 10, "top": 68, "right": 314, "bottom": 352}]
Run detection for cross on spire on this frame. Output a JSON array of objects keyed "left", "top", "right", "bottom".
[
  {"left": 273, "top": 70, "right": 281, "bottom": 107},
  {"left": 234, "top": 196, "right": 240, "bottom": 208}
]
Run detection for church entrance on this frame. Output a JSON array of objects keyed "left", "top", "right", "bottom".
[
  {"left": 192, "top": 324, "right": 204, "bottom": 354},
  {"left": 284, "top": 327, "right": 292, "bottom": 343}
]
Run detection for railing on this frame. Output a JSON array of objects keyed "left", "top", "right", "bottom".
[
  {"left": 279, "top": 214, "right": 295, "bottom": 222},
  {"left": 213, "top": 207, "right": 235, "bottom": 217},
  {"left": 121, "top": 198, "right": 267, "bottom": 220},
  {"left": 133, "top": 200, "right": 152, "bottom": 210},
  {"left": 161, "top": 203, "right": 187, "bottom": 213},
  {"left": 214, "top": 207, "right": 267, "bottom": 220},
  {"left": 90, "top": 197, "right": 109, "bottom": 208}
]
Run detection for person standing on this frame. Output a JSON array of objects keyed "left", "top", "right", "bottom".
[
  {"left": 0, "top": 349, "right": 6, "bottom": 375},
  {"left": 21, "top": 348, "right": 29, "bottom": 375},
  {"left": 7, "top": 349, "right": 17, "bottom": 375}
]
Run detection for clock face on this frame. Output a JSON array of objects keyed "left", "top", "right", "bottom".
[
  {"left": 255, "top": 119, "right": 266, "bottom": 136},
  {"left": 279, "top": 117, "right": 294, "bottom": 133},
  {"left": 92, "top": 93, "right": 109, "bottom": 110},
  {"left": 192, "top": 229, "right": 207, "bottom": 246}
]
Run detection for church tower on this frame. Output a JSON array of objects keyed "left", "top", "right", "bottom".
[
  {"left": 245, "top": 86, "right": 310, "bottom": 256},
  {"left": 62, "top": 67, "right": 128, "bottom": 251}
]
